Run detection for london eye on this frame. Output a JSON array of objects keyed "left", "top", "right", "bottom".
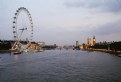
[{"left": 12, "top": 7, "right": 33, "bottom": 51}]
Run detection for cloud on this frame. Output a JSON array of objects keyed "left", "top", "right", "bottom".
[
  {"left": 64, "top": 0, "right": 121, "bottom": 13},
  {"left": 91, "top": 20, "right": 121, "bottom": 35}
]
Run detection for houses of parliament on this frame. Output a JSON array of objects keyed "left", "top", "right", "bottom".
[{"left": 87, "top": 36, "right": 96, "bottom": 46}]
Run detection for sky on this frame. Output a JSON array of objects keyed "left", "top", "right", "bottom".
[{"left": 0, "top": 0, "right": 121, "bottom": 45}]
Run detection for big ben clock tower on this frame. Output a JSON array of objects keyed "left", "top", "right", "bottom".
[{"left": 93, "top": 36, "right": 96, "bottom": 46}]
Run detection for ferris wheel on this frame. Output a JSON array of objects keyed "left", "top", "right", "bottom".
[
  {"left": 13, "top": 7, "right": 33, "bottom": 41},
  {"left": 12, "top": 7, "right": 33, "bottom": 51}
]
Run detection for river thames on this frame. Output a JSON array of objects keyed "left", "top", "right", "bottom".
[{"left": 0, "top": 50, "right": 121, "bottom": 82}]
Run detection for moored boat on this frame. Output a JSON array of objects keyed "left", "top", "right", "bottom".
[
  {"left": 13, "top": 51, "right": 21, "bottom": 55},
  {"left": 118, "top": 54, "right": 121, "bottom": 57}
]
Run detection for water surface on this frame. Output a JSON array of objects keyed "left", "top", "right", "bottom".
[{"left": 0, "top": 50, "right": 121, "bottom": 82}]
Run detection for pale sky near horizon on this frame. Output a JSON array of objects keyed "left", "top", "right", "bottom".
[{"left": 0, "top": 0, "right": 121, "bottom": 45}]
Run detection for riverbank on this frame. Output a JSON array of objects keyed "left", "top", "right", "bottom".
[
  {"left": 0, "top": 50, "right": 11, "bottom": 53},
  {"left": 86, "top": 48, "right": 121, "bottom": 55}
]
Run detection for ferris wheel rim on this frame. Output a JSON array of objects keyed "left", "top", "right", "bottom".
[{"left": 12, "top": 7, "right": 33, "bottom": 42}]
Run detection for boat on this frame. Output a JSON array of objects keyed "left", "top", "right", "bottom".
[
  {"left": 118, "top": 54, "right": 121, "bottom": 57},
  {"left": 13, "top": 51, "right": 21, "bottom": 55}
]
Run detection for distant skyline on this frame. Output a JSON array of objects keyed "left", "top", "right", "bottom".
[{"left": 0, "top": 0, "right": 121, "bottom": 45}]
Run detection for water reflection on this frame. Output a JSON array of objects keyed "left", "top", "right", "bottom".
[{"left": 13, "top": 55, "right": 19, "bottom": 61}]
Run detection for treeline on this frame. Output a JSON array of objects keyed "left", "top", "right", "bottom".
[
  {"left": 89, "top": 41, "right": 121, "bottom": 51},
  {"left": 42, "top": 45, "right": 56, "bottom": 50},
  {"left": 0, "top": 42, "right": 11, "bottom": 50}
]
